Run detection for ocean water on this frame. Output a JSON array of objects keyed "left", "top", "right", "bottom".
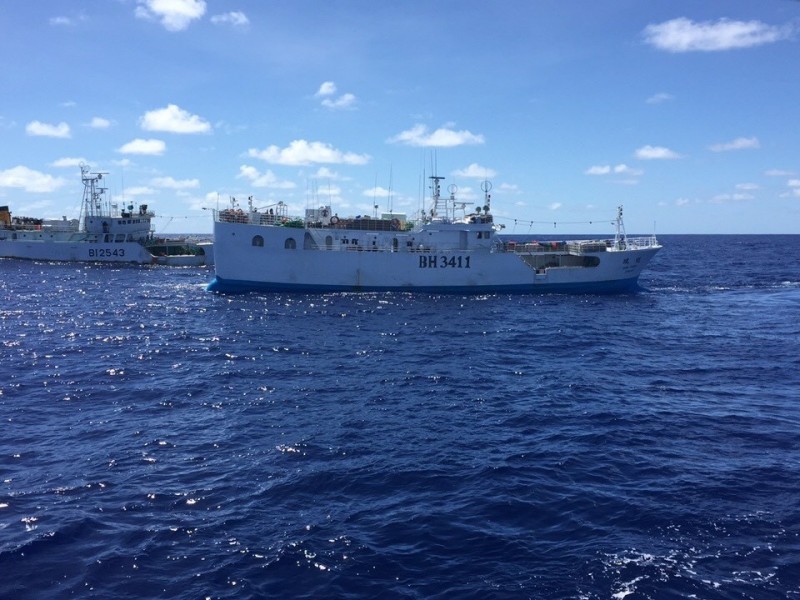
[{"left": 1, "top": 234, "right": 799, "bottom": 599}]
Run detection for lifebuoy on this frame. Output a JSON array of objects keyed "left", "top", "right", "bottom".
[{"left": 330, "top": 216, "right": 339, "bottom": 225}]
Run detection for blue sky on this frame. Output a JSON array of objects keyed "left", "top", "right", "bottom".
[{"left": 1, "top": 1, "right": 799, "bottom": 234}]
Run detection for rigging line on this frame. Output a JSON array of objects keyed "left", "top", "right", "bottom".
[
  {"left": 388, "top": 165, "right": 393, "bottom": 214},
  {"left": 494, "top": 215, "right": 611, "bottom": 226},
  {"left": 153, "top": 215, "right": 205, "bottom": 219}
]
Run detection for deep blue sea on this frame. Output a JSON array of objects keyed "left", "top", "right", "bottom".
[{"left": 2, "top": 235, "right": 799, "bottom": 599}]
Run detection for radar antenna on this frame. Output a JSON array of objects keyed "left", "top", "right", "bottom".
[{"left": 480, "top": 179, "right": 492, "bottom": 213}]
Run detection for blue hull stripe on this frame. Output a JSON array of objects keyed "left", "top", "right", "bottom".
[{"left": 207, "top": 276, "right": 642, "bottom": 295}]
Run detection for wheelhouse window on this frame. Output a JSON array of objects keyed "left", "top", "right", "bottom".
[{"left": 252, "top": 235, "right": 264, "bottom": 247}]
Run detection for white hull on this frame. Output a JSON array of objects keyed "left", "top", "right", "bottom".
[
  {"left": 208, "top": 221, "right": 660, "bottom": 294},
  {"left": 0, "top": 239, "right": 156, "bottom": 264}
]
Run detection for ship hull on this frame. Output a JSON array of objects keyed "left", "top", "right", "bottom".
[
  {"left": 208, "top": 221, "right": 659, "bottom": 294},
  {"left": 0, "top": 240, "right": 156, "bottom": 264}
]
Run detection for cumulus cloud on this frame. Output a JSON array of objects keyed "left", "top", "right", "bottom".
[
  {"left": 765, "top": 169, "right": 795, "bottom": 177},
  {"left": 0, "top": 166, "right": 67, "bottom": 192},
  {"left": 315, "top": 82, "right": 357, "bottom": 110},
  {"left": 51, "top": 157, "right": 88, "bottom": 168},
  {"left": 140, "top": 104, "right": 211, "bottom": 133},
  {"left": 363, "top": 186, "right": 392, "bottom": 199},
  {"left": 89, "top": 117, "right": 111, "bottom": 129},
  {"left": 237, "top": 165, "right": 296, "bottom": 189},
  {"left": 709, "top": 137, "right": 760, "bottom": 152},
  {"left": 643, "top": 17, "right": 792, "bottom": 53},
  {"left": 125, "top": 186, "right": 156, "bottom": 196},
  {"left": 136, "top": 0, "right": 206, "bottom": 31},
  {"left": 635, "top": 145, "right": 681, "bottom": 160},
  {"left": 316, "top": 82, "right": 337, "bottom": 97},
  {"left": 210, "top": 11, "right": 248, "bottom": 26},
  {"left": 50, "top": 15, "right": 86, "bottom": 26},
  {"left": 710, "top": 192, "right": 754, "bottom": 204},
  {"left": 586, "top": 164, "right": 643, "bottom": 176},
  {"left": 788, "top": 179, "right": 800, "bottom": 198},
  {"left": 321, "top": 93, "right": 357, "bottom": 110},
  {"left": 452, "top": 163, "right": 497, "bottom": 179},
  {"left": 151, "top": 176, "right": 199, "bottom": 189},
  {"left": 646, "top": 92, "right": 674, "bottom": 104},
  {"left": 247, "top": 140, "right": 370, "bottom": 166},
  {"left": 314, "top": 167, "right": 346, "bottom": 180},
  {"left": 26, "top": 121, "right": 71, "bottom": 138},
  {"left": 387, "top": 124, "right": 485, "bottom": 147},
  {"left": 117, "top": 138, "right": 166, "bottom": 155}
]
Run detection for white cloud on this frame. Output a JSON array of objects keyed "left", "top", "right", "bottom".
[
  {"left": 315, "top": 82, "right": 356, "bottom": 110},
  {"left": 586, "top": 164, "right": 643, "bottom": 176},
  {"left": 363, "top": 186, "right": 392, "bottom": 198},
  {"left": 765, "top": 169, "right": 795, "bottom": 177},
  {"left": 387, "top": 124, "right": 485, "bottom": 147},
  {"left": 675, "top": 198, "right": 691, "bottom": 206},
  {"left": 125, "top": 186, "right": 156, "bottom": 196},
  {"left": 643, "top": 17, "right": 792, "bottom": 53},
  {"left": 26, "top": 121, "right": 71, "bottom": 138},
  {"left": 51, "top": 157, "right": 87, "bottom": 168},
  {"left": 151, "top": 176, "right": 199, "bottom": 189},
  {"left": 709, "top": 137, "right": 760, "bottom": 152},
  {"left": 316, "top": 82, "right": 337, "bottom": 97},
  {"left": 549, "top": 202, "right": 562, "bottom": 211},
  {"left": 89, "top": 117, "right": 111, "bottom": 129},
  {"left": 736, "top": 183, "right": 759, "bottom": 191},
  {"left": 248, "top": 140, "right": 370, "bottom": 166},
  {"left": 237, "top": 165, "right": 296, "bottom": 189},
  {"left": 117, "top": 138, "right": 166, "bottom": 155},
  {"left": 314, "top": 167, "right": 346, "bottom": 180},
  {"left": 452, "top": 163, "right": 497, "bottom": 179},
  {"left": 614, "top": 164, "right": 643, "bottom": 175},
  {"left": 210, "top": 11, "right": 248, "bottom": 27},
  {"left": 321, "top": 93, "right": 357, "bottom": 110},
  {"left": 710, "top": 192, "right": 754, "bottom": 204},
  {"left": 50, "top": 15, "right": 83, "bottom": 26},
  {"left": 136, "top": 0, "right": 206, "bottom": 32},
  {"left": 635, "top": 145, "right": 681, "bottom": 160},
  {"left": 0, "top": 166, "right": 67, "bottom": 193},
  {"left": 140, "top": 104, "right": 211, "bottom": 133},
  {"left": 788, "top": 180, "right": 800, "bottom": 198},
  {"left": 646, "top": 92, "right": 674, "bottom": 104}
]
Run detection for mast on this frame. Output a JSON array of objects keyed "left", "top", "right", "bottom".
[
  {"left": 614, "top": 205, "right": 628, "bottom": 249},
  {"left": 481, "top": 179, "right": 492, "bottom": 214},
  {"left": 79, "top": 163, "right": 108, "bottom": 229},
  {"left": 429, "top": 175, "right": 445, "bottom": 220}
]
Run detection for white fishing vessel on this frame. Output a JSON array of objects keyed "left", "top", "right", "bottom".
[
  {"left": 208, "top": 175, "right": 661, "bottom": 294},
  {"left": 0, "top": 164, "right": 212, "bottom": 266}
]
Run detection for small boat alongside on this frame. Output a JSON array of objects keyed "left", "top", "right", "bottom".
[
  {"left": 0, "top": 164, "right": 213, "bottom": 266},
  {"left": 146, "top": 237, "right": 214, "bottom": 267},
  {"left": 207, "top": 173, "right": 661, "bottom": 294}
]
